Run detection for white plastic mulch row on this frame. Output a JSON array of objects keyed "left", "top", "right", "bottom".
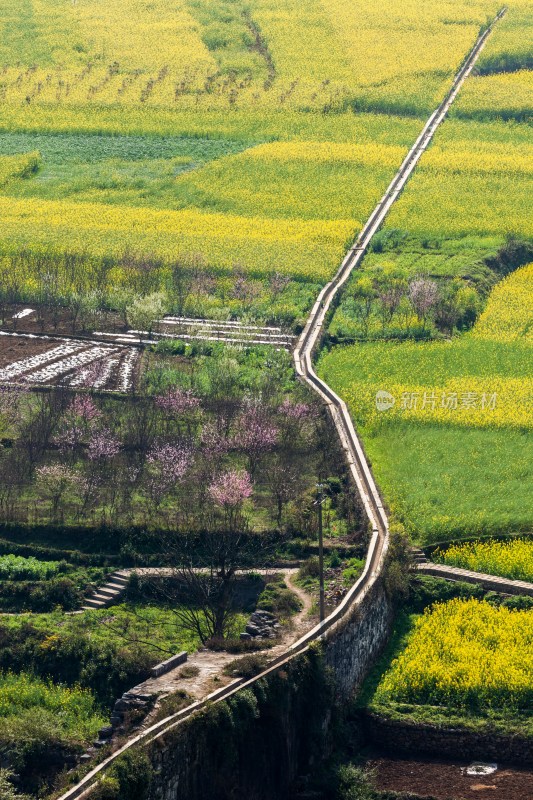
[
  {"left": 160, "top": 316, "right": 285, "bottom": 333},
  {"left": 117, "top": 350, "right": 138, "bottom": 393},
  {"left": 0, "top": 330, "right": 139, "bottom": 392},
  {"left": 0, "top": 331, "right": 72, "bottom": 341},
  {"left": 162, "top": 328, "right": 292, "bottom": 343},
  {"left": 24, "top": 346, "right": 118, "bottom": 384},
  {"left": 92, "top": 357, "right": 121, "bottom": 389},
  {"left": 12, "top": 308, "right": 35, "bottom": 319},
  {"left": 130, "top": 330, "right": 292, "bottom": 349},
  {"left": 0, "top": 342, "right": 86, "bottom": 381},
  {"left": 68, "top": 353, "right": 119, "bottom": 389}
]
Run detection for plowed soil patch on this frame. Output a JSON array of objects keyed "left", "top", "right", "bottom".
[
  {"left": 367, "top": 754, "right": 533, "bottom": 800},
  {"left": 0, "top": 336, "right": 59, "bottom": 368}
]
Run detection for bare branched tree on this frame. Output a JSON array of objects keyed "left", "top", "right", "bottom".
[{"left": 147, "top": 529, "right": 277, "bottom": 644}]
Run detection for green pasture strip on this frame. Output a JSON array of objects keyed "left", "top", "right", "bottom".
[
  {"left": 360, "top": 422, "right": 532, "bottom": 543},
  {"left": 0, "top": 131, "right": 249, "bottom": 163},
  {"left": 0, "top": 107, "right": 422, "bottom": 144}
]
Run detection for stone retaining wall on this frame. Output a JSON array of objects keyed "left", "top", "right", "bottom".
[
  {"left": 147, "top": 649, "right": 329, "bottom": 800},
  {"left": 324, "top": 580, "right": 394, "bottom": 700},
  {"left": 364, "top": 712, "right": 533, "bottom": 766}
]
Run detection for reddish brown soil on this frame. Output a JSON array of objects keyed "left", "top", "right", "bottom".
[
  {"left": 0, "top": 336, "right": 59, "bottom": 368},
  {"left": 367, "top": 754, "right": 533, "bottom": 800}
]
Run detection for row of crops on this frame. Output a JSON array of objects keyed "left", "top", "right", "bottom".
[
  {"left": 0, "top": 0, "right": 528, "bottom": 296},
  {"left": 0, "top": 0, "right": 513, "bottom": 116}
]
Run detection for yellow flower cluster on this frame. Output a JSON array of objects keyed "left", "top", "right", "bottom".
[
  {"left": 455, "top": 70, "right": 533, "bottom": 120},
  {"left": 0, "top": 152, "right": 40, "bottom": 187},
  {"left": 245, "top": 141, "right": 407, "bottom": 167},
  {"left": 473, "top": 263, "right": 533, "bottom": 343},
  {"left": 0, "top": 0, "right": 510, "bottom": 115},
  {"left": 388, "top": 123, "right": 533, "bottom": 239},
  {"left": 0, "top": 195, "right": 354, "bottom": 281},
  {"left": 376, "top": 598, "right": 533, "bottom": 709},
  {"left": 352, "top": 377, "right": 532, "bottom": 430},
  {"left": 436, "top": 538, "right": 533, "bottom": 582},
  {"left": 423, "top": 143, "right": 533, "bottom": 176}
]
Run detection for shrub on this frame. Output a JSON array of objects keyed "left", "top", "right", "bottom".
[
  {"left": 178, "top": 665, "right": 200, "bottom": 679},
  {"left": 408, "top": 575, "right": 484, "bottom": 612},
  {"left": 342, "top": 558, "right": 365, "bottom": 586},
  {"left": 335, "top": 764, "right": 375, "bottom": 800},
  {"left": 125, "top": 571, "right": 142, "bottom": 601},
  {"left": 500, "top": 594, "right": 533, "bottom": 611},
  {"left": 206, "top": 637, "right": 273, "bottom": 654},
  {"left": 0, "top": 577, "right": 83, "bottom": 613},
  {"left": 257, "top": 580, "right": 301, "bottom": 617},
  {"left": 0, "top": 769, "right": 31, "bottom": 800},
  {"left": 111, "top": 750, "right": 153, "bottom": 800},
  {"left": 298, "top": 557, "right": 320, "bottom": 580},
  {"left": 153, "top": 690, "right": 190, "bottom": 722},
  {"left": 0, "top": 555, "right": 61, "bottom": 580},
  {"left": 223, "top": 654, "right": 269, "bottom": 679},
  {"left": 91, "top": 777, "right": 120, "bottom": 800}
]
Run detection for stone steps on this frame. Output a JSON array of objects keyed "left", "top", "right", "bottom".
[
  {"left": 81, "top": 571, "right": 130, "bottom": 611},
  {"left": 410, "top": 547, "right": 429, "bottom": 565}
]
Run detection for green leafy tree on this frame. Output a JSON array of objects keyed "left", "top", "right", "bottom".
[{"left": 127, "top": 291, "right": 167, "bottom": 340}]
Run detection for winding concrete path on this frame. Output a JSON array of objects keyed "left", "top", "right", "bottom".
[{"left": 56, "top": 11, "right": 507, "bottom": 799}]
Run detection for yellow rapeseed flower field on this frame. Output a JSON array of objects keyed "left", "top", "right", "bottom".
[
  {"left": 320, "top": 263, "right": 533, "bottom": 432},
  {"left": 473, "top": 263, "right": 533, "bottom": 342},
  {"left": 0, "top": 0, "right": 510, "bottom": 118},
  {"left": 0, "top": 195, "right": 355, "bottom": 281},
  {"left": 436, "top": 538, "right": 533, "bottom": 582},
  {"left": 387, "top": 126, "right": 533, "bottom": 239},
  {"left": 376, "top": 598, "right": 533, "bottom": 709}
]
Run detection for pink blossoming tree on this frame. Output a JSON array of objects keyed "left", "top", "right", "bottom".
[
  {"left": 208, "top": 469, "right": 252, "bottom": 531},
  {"left": 147, "top": 442, "right": 192, "bottom": 506},
  {"left": 233, "top": 404, "right": 277, "bottom": 476}
]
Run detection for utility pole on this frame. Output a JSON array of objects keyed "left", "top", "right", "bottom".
[{"left": 316, "top": 482, "right": 325, "bottom": 622}]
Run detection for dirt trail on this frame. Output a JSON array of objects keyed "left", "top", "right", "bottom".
[
  {"left": 135, "top": 569, "right": 317, "bottom": 727},
  {"left": 284, "top": 570, "right": 315, "bottom": 640}
]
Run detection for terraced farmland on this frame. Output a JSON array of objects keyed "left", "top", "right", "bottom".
[
  {"left": 0, "top": 0, "right": 514, "bottom": 316},
  {"left": 319, "top": 8, "right": 533, "bottom": 542},
  {"left": 0, "top": 1, "right": 531, "bottom": 797}
]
